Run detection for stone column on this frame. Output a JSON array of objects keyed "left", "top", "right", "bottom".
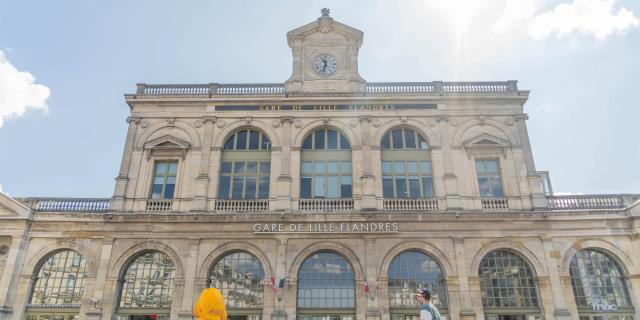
[
  {"left": 540, "top": 238, "right": 571, "bottom": 319},
  {"left": 276, "top": 117, "right": 293, "bottom": 211},
  {"left": 111, "top": 117, "right": 140, "bottom": 211},
  {"left": 193, "top": 117, "right": 215, "bottom": 211},
  {"left": 84, "top": 238, "right": 114, "bottom": 320},
  {"left": 627, "top": 275, "right": 640, "bottom": 319},
  {"left": 453, "top": 238, "right": 476, "bottom": 320},
  {"left": 208, "top": 147, "right": 223, "bottom": 205},
  {"left": 467, "top": 276, "right": 484, "bottom": 320},
  {"left": 358, "top": 116, "right": 376, "bottom": 210},
  {"left": 559, "top": 276, "right": 579, "bottom": 319},
  {"left": 436, "top": 116, "right": 462, "bottom": 210},
  {"left": 1, "top": 235, "right": 29, "bottom": 320},
  {"left": 179, "top": 240, "right": 201, "bottom": 318},
  {"left": 355, "top": 279, "right": 368, "bottom": 320},
  {"left": 537, "top": 276, "right": 558, "bottom": 320},
  {"left": 172, "top": 278, "right": 186, "bottom": 319},
  {"left": 365, "top": 239, "right": 380, "bottom": 320},
  {"left": 272, "top": 238, "right": 288, "bottom": 320}
]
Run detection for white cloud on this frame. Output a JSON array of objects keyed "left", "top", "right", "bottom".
[
  {"left": 530, "top": 0, "right": 639, "bottom": 40},
  {"left": 0, "top": 50, "right": 50, "bottom": 128},
  {"left": 493, "top": 0, "right": 639, "bottom": 40}
]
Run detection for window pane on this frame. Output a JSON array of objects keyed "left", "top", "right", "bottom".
[
  {"left": 156, "top": 162, "right": 169, "bottom": 174},
  {"left": 475, "top": 160, "right": 486, "bottom": 173},
  {"left": 152, "top": 184, "right": 163, "bottom": 199},
  {"left": 381, "top": 133, "right": 391, "bottom": 149},
  {"left": 236, "top": 130, "right": 247, "bottom": 150},
  {"left": 218, "top": 176, "right": 230, "bottom": 198},
  {"left": 341, "top": 176, "right": 352, "bottom": 197},
  {"left": 327, "top": 176, "right": 339, "bottom": 198},
  {"left": 394, "top": 161, "right": 405, "bottom": 173},
  {"left": 478, "top": 176, "right": 490, "bottom": 197},
  {"left": 420, "top": 161, "right": 432, "bottom": 174},
  {"left": 249, "top": 130, "right": 260, "bottom": 150},
  {"left": 490, "top": 176, "right": 503, "bottom": 197},
  {"left": 234, "top": 162, "right": 245, "bottom": 174},
  {"left": 164, "top": 183, "right": 175, "bottom": 199},
  {"left": 405, "top": 130, "right": 416, "bottom": 148},
  {"left": 479, "top": 250, "right": 538, "bottom": 309},
  {"left": 301, "top": 162, "right": 313, "bottom": 174},
  {"left": 387, "top": 251, "right": 448, "bottom": 308},
  {"left": 407, "top": 161, "right": 418, "bottom": 173},
  {"left": 262, "top": 135, "right": 271, "bottom": 150},
  {"left": 327, "top": 161, "right": 338, "bottom": 173},
  {"left": 339, "top": 133, "right": 350, "bottom": 149},
  {"left": 258, "top": 176, "right": 269, "bottom": 199},
  {"left": 314, "top": 176, "right": 325, "bottom": 197},
  {"left": 418, "top": 134, "right": 428, "bottom": 149},
  {"left": 408, "top": 176, "right": 420, "bottom": 198},
  {"left": 246, "top": 162, "right": 258, "bottom": 173},
  {"left": 327, "top": 130, "right": 338, "bottom": 149},
  {"left": 314, "top": 130, "right": 325, "bottom": 149},
  {"left": 224, "top": 135, "right": 235, "bottom": 149},
  {"left": 422, "top": 177, "right": 434, "bottom": 198},
  {"left": 209, "top": 252, "right": 265, "bottom": 309},
  {"left": 383, "top": 177, "right": 394, "bottom": 197},
  {"left": 381, "top": 161, "right": 392, "bottom": 174},
  {"left": 486, "top": 160, "right": 499, "bottom": 173},
  {"left": 395, "top": 178, "right": 407, "bottom": 198},
  {"left": 168, "top": 162, "right": 178, "bottom": 174},
  {"left": 221, "top": 162, "right": 232, "bottom": 173},
  {"left": 391, "top": 129, "right": 403, "bottom": 149},
  {"left": 259, "top": 162, "right": 270, "bottom": 174},
  {"left": 301, "top": 177, "right": 312, "bottom": 198},
  {"left": 232, "top": 176, "right": 244, "bottom": 199},
  {"left": 341, "top": 162, "right": 352, "bottom": 173},
  {"left": 302, "top": 135, "right": 313, "bottom": 149},
  {"left": 314, "top": 162, "right": 324, "bottom": 174},
  {"left": 245, "top": 177, "right": 257, "bottom": 199}
]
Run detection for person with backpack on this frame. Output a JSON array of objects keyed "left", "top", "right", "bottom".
[{"left": 415, "top": 288, "right": 442, "bottom": 320}]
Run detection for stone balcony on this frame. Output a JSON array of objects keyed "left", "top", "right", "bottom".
[{"left": 14, "top": 194, "right": 640, "bottom": 214}]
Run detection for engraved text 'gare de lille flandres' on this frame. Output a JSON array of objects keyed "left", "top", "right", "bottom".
[
  {"left": 252, "top": 222, "right": 400, "bottom": 233},
  {"left": 212, "top": 103, "right": 437, "bottom": 112}
]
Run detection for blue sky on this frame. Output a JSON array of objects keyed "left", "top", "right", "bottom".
[{"left": 0, "top": 0, "right": 638, "bottom": 197}]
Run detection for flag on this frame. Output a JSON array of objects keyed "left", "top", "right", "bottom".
[
  {"left": 278, "top": 278, "right": 285, "bottom": 289},
  {"left": 364, "top": 280, "right": 369, "bottom": 293},
  {"left": 269, "top": 277, "right": 277, "bottom": 292}
]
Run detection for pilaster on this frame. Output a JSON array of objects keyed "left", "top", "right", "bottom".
[
  {"left": 192, "top": 117, "right": 215, "bottom": 211},
  {"left": 111, "top": 116, "right": 140, "bottom": 211}
]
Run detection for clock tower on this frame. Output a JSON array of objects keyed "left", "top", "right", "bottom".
[{"left": 285, "top": 9, "right": 366, "bottom": 95}]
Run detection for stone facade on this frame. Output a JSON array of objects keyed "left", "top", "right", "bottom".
[{"left": 0, "top": 9, "right": 639, "bottom": 320}]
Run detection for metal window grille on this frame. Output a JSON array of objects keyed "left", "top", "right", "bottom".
[
  {"left": 478, "top": 250, "right": 540, "bottom": 309},
  {"left": 209, "top": 251, "right": 265, "bottom": 309},
  {"left": 570, "top": 249, "right": 632, "bottom": 308},
  {"left": 28, "top": 249, "right": 87, "bottom": 307},
  {"left": 117, "top": 251, "right": 175, "bottom": 308},
  {"left": 297, "top": 252, "right": 355, "bottom": 309},
  {"left": 388, "top": 251, "right": 448, "bottom": 308}
]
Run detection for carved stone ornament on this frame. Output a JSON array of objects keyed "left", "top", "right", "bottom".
[
  {"left": 449, "top": 119, "right": 459, "bottom": 127},
  {"left": 271, "top": 120, "right": 281, "bottom": 128},
  {"left": 140, "top": 120, "right": 149, "bottom": 128},
  {"left": 505, "top": 118, "right": 515, "bottom": 126},
  {"left": 216, "top": 120, "right": 226, "bottom": 128},
  {"left": 427, "top": 119, "right": 437, "bottom": 128},
  {"left": 294, "top": 120, "right": 303, "bottom": 128},
  {"left": 194, "top": 119, "right": 204, "bottom": 128},
  {"left": 371, "top": 118, "right": 382, "bottom": 128},
  {"left": 349, "top": 119, "right": 358, "bottom": 128},
  {"left": 167, "top": 118, "right": 176, "bottom": 125}
]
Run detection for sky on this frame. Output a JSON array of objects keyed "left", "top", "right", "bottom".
[{"left": 0, "top": 0, "right": 638, "bottom": 197}]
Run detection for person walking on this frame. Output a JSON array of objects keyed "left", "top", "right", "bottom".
[
  {"left": 415, "top": 288, "right": 442, "bottom": 320},
  {"left": 194, "top": 288, "right": 227, "bottom": 320}
]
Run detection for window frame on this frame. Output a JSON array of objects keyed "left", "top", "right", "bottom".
[
  {"left": 474, "top": 158, "right": 504, "bottom": 198},
  {"left": 149, "top": 159, "right": 179, "bottom": 199},
  {"left": 380, "top": 128, "right": 433, "bottom": 199},
  {"left": 300, "top": 129, "right": 353, "bottom": 199},
  {"left": 208, "top": 251, "right": 266, "bottom": 311},
  {"left": 219, "top": 129, "right": 272, "bottom": 200}
]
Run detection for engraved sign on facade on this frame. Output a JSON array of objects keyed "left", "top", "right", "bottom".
[
  {"left": 213, "top": 103, "right": 437, "bottom": 112},
  {"left": 252, "top": 222, "right": 400, "bottom": 233}
]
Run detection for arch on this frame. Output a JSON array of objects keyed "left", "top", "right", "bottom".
[
  {"left": 560, "top": 239, "right": 635, "bottom": 278},
  {"left": 213, "top": 120, "right": 281, "bottom": 149},
  {"left": 373, "top": 120, "right": 439, "bottom": 148},
  {"left": 293, "top": 120, "right": 360, "bottom": 148},
  {"left": 451, "top": 118, "right": 516, "bottom": 147},
  {"left": 109, "top": 240, "right": 185, "bottom": 279},
  {"left": 27, "top": 249, "right": 89, "bottom": 308},
  {"left": 23, "top": 240, "right": 97, "bottom": 278},
  {"left": 197, "top": 242, "right": 274, "bottom": 280},
  {"left": 288, "top": 242, "right": 364, "bottom": 280},
  {"left": 136, "top": 120, "right": 202, "bottom": 150},
  {"left": 378, "top": 241, "right": 455, "bottom": 279},
  {"left": 470, "top": 240, "right": 547, "bottom": 277}
]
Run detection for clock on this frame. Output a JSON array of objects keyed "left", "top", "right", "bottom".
[{"left": 312, "top": 54, "right": 337, "bottom": 75}]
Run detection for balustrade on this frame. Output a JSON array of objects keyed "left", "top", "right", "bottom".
[
  {"left": 214, "top": 199, "right": 269, "bottom": 212},
  {"left": 383, "top": 198, "right": 439, "bottom": 211},
  {"left": 298, "top": 199, "right": 354, "bottom": 212},
  {"left": 548, "top": 195, "right": 625, "bottom": 210},
  {"left": 16, "top": 198, "right": 110, "bottom": 212},
  {"left": 145, "top": 199, "right": 173, "bottom": 211},
  {"left": 481, "top": 198, "right": 509, "bottom": 211}
]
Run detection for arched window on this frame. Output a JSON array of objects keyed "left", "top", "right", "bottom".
[
  {"left": 388, "top": 251, "right": 448, "bottom": 320},
  {"left": 300, "top": 129, "right": 352, "bottom": 199},
  {"left": 381, "top": 128, "right": 433, "bottom": 199},
  {"left": 570, "top": 249, "right": 634, "bottom": 319},
  {"left": 219, "top": 129, "right": 271, "bottom": 200},
  {"left": 479, "top": 250, "right": 541, "bottom": 319},
  {"left": 297, "top": 252, "right": 355, "bottom": 320},
  {"left": 116, "top": 251, "right": 175, "bottom": 320},
  {"left": 25, "top": 250, "right": 87, "bottom": 320},
  {"left": 209, "top": 251, "right": 265, "bottom": 319}
]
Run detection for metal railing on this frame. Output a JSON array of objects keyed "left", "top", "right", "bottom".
[
  {"left": 215, "top": 199, "right": 269, "bottom": 212},
  {"left": 548, "top": 195, "right": 626, "bottom": 211},
  {"left": 134, "top": 81, "right": 519, "bottom": 96},
  {"left": 298, "top": 199, "right": 354, "bottom": 212},
  {"left": 17, "top": 198, "right": 110, "bottom": 212},
  {"left": 383, "top": 198, "right": 439, "bottom": 211},
  {"left": 481, "top": 198, "right": 509, "bottom": 211}
]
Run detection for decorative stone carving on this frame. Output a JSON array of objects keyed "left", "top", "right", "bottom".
[
  {"left": 427, "top": 119, "right": 437, "bottom": 128},
  {"left": 271, "top": 120, "right": 281, "bottom": 128},
  {"left": 194, "top": 119, "right": 204, "bottom": 128},
  {"left": 167, "top": 118, "right": 176, "bottom": 125},
  {"left": 371, "top": 118, "right": 382, "bottom": 128},
  {"left": 449, "top": 119, "right": 459, "bottom": 127},
  {"left": 216, "top": 120, "right": 226, "bottom": 128},
  {"left": 505, "top": 118, "right": 515, "bottom": 126},
  {"left": 478, "top": 116, "right": 486, "bottom": 125},
  {"left": 349, "top": 119, "right": 358, "bottom": 128},
  {"left": 245, "top": 117, "right": 252, "bottom": 125},
  {"left": 322, "top": 118, "right": 329, "bottom": 126},
  {"left": 294, "top": 120, "right": 303, "bottom": 128},
  {"left": 140, "top": 120, "right": 149, "bottom": 128}
]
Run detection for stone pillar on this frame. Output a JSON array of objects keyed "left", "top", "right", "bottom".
[
  {"left": 101, "top": 275, "right": 121, "bottom": 319},
  {"left": 172, "top": 277, "right": 186, "bottom": 319},
  {"left": 540, "top": 238, "right": 571, "bottom": 319},
  {"left": 355, "top": 279, "right": 368, "bottom": 320},
  {"left": 111, "top": 117, "right": 140, "bottom": 211},
  {"left": 559, "top": 276, "right": 579, "bottom": 319},
  {"left": 627, "top": 275, "right": 640, "bottom": 319},
  {"left": 359, "top": 116, "right": 377, "bottom": 210},
  {"left": 208, "top": 147, "right": 223, "bottom": 204},
  {"left": 192, "top": 117, "right": 216, "bottom": 211},
  {"left": 365, "top": 239, "right": 380, "bottom": 320},
  {"left": 445, "top": 276, "right": 461, "bottom": 319},
  {"left": 1, "top": 235, "right": 29, "bottom": 320},
  {"left": 453, "top": 238, "right": 476, "bottom": 320},
  {"left": 179, "top": 240, "right": 200, "bottom": 319},
  {"left": 436, "top": 116, "right": 461, "bottom": 210},
  {"left": 467, "top": 276, "right": 484, "bottom": 320},
  {"left": 84, "top": 238, "right": 114, "bottom": 320},
  {"left": 272, "top": 238, "right": 288, "bottom": 320},
  {"left": 536, "top": 276, "right": 558, "bottom": 320},
  {"left": 276, "top": 117, "right": 293, "bottom": 211}
]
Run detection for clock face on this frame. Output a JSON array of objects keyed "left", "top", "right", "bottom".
[{"left": 312, "top": 54, "right": 337, "bottom": 75}]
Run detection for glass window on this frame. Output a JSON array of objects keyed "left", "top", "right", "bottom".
[
  {"left": 219, "top": 129, "right": 271, "bottom": 200},
  {"left": 570, "top": 249, "right": 632, "bottom": 309},
  {"left": 475, "top": 160, "right": 503, "bottom": 198},
  {"left": 150, "top": 160, "right": 178, "bottom": 199},
  {"left": 388, "top": 251, "right": 448, "bottom": 309},
  {"left": 209, "top": 251, "right": 265, "bottom": 309},
  {"left": 27, "top": 250, "right": 87, "bottom": 307},
  {"left": 118, "top": 251, "right": 175, "bottom": 309},
  {"left": 300, "top": 129, "right": 352, "bottom": 199},
  {"left": 302, "top": 129, "right": 350, "bottom": 150},
  {"left": 382, "top": 128, "right": 429, "bottom": 150},
  {"left": 381, "top": 128, "right": 433, "bottom": 199},
  {"left": 479, "top": 250, "right": 539, "bottom": 309},
  {"left": 298, "top": 252, "right": 355, "bottom": 309}
]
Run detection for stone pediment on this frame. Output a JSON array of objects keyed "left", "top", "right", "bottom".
[
  {"left": 143, "top": 135, "right": 191, "bottom": 159},
  {"left": 286, "top": 11, "right": 363, "bottom": 47},
  {"left": 463, "top": 133, "right": 510, "bottom": 149},
  {"left": 0, "top": 192, "right": 31, "bottom": 220}
]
